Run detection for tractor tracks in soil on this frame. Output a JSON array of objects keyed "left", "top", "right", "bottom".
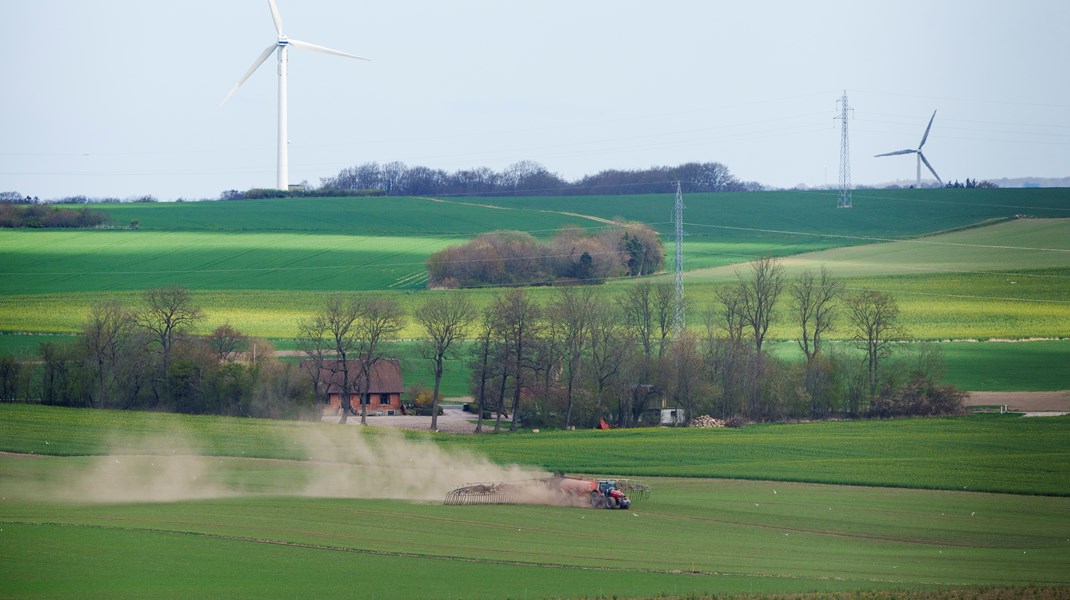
[{"left": 2, "top": 519, "right": 924, "bottom": 585}]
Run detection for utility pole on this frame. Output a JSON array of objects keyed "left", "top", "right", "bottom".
[
  {"left": 835, "top": 90, "right": 853, "bottom": 208},
  {"left": 673, "top": 181, "right": 685, "bottom": 334}
]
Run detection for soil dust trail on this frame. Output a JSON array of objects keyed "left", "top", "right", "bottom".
[{"left": 4, "top": 425, "right": 550, "bottom": 505}]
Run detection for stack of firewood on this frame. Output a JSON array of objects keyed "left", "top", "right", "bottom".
[{"left": 687, "top": 415, "right": 725, "bottom": 428}]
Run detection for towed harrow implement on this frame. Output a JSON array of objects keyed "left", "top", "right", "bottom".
[{"left": 443, "top": 481, "right": 531, "bottom": 506}]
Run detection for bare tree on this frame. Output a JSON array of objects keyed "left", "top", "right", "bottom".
[
  {"left": 669, "top": 331, "right": 706, "bottom": 425},
  {"left": 847, "top": 290, "right": 904, "bottom": 400},
  {"left": 617, "top": 282, "right": 655, "bottom": 360},
  {"left": 736, "top": 257, "right": 785, "bottom": 352},
  {"left": 468, "top": 310, "right": 499, "bottom": 433},
  {"left": 715, "top": 285, "right": 747, "bottom": 347},
  {"left": 135, "top": 284, "right": 204, "bottom": 402},
  {"left": 549, "top": 286, "right": 596, "bottom": 429},
  {"left": 530, "top": 319, "right": 562, "bottom": 426},
  {"left": 307, "top": 295, "right": 362, "bottom": 424},
  {"left": 136, "top": 286, "right": 205, "bottom": 374},
  {"left": 416, "top": 294, "right": 475, "bottom": 431},
  {"left": 353, "top": 297, "right": 405, "bottom": 425},
  {"left": 81, "top": 299, "right": 135, "bottom": 409},
  {"left": 709, "top": 287, "right": 750, "bottom": 418},
  {"left": 587, "top": 304, "right": 631, "bottom": 426},
  {"left": 207, "top": 323, "right": 246, "bottom": 363},
  {"left": 491, "top": 289, "right": 542, "bottom": 432},
  {"left": 297, "top": 313, "right": 335, "bottom": 407},
  {"left": 790, "top": 266, "right": 843, "bottom": 363},
  {"left": 652, "top": 282, "right": 678, "bottom": 360}
]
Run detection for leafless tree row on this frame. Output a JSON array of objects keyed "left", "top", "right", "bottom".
[
  {"left": 1, "top": 266, "right": 963, "bottom": 425},
  {"left": 4, "top": 287, "right": 312, "bottom": 417},
  {"left": 320, "top": 160, "right": 760, "bottom": 197},
  {"left": 464, "top": 260, "right": 962, "bottom": 429}
]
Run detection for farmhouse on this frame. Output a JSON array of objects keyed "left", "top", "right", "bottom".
[{"left": 305, "top": 359, "right": 405, "bottom": 415}]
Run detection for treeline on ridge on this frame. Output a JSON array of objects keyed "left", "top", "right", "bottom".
[
  {"left": 426, "top": 223, "right": 663, "bottom": 288},
  {"left": 0, "top": 203, "right": 111, "bottom": 229},
  {"left": 320, "top": 160, "right": 761, "bottom": 197}
]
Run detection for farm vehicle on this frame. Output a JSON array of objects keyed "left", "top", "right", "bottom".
[{"left": 444, "top": 473, "right": 648, "bottom": 509}]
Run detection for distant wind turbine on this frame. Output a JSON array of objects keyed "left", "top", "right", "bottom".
[
  {"left": 875, "top": 110, "right": 942, "bottom": 188},
  {"left": 222, "top": 0, "right": 369, "bottom": 191}
]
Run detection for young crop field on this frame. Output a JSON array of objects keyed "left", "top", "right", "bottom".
[
  {"left": 938, "top": 340, "right": 1070, "bottom": 392},
  {"left": 87, "top": 194, "right": 595, "bottom": 235},
  {"left": 2, "top": 189, "right": 1068, "bottom": 395},
  {"left": 484, "top": 188, "right": 1070, "bottom": 241},
  {"left": 0, "top": 230, "right": 459, "bottom": 294},
  {"left": 3, "top": 405, "right": 1069, "bottom": 497},
  {"left": 1, "top": 405, "right": 1068, "bottom": 599}
]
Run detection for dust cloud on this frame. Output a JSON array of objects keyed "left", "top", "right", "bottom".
[
  {"left": 294, "top": 426, "right": 548, "bottom": 502},
  {"left": 20, "top": 425, "right": 552, "bottom": 505}
]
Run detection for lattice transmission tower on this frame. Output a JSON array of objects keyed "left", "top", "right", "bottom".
[
  {"left": 673, "top": 181, "right": 685, "bottom": 334},
  {"left": 835, "top": 90, "right": 854, "bottom": 208}
]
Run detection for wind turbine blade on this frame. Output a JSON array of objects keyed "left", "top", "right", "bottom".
[
  {"left": 221, "top": 43, "right": 278, "bottom": 106},
  {"left": 919, "top": 152, "right": 942, "bottom": 184},
  {"left": 874, "top": 149, "right": 916, "bottom": 157},
  {"left": 919, "top": 110, "right": 937, "bottom": 149},
  {"left": 268, "top": 0, "right": 283, "bottom": 36},
  {"left": 287, "top": 37, "right": 370, "bottom": 61}
]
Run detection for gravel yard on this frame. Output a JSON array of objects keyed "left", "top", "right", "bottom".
[{"left": 321, "top": 403, "right": 491, "bottom": 433}]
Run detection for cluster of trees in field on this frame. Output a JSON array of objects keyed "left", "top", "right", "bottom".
[
  {"left": 426, "top": 223, "right": 664, "bottom": 288},
  {"left": 945, "top": 178, "right": 998, "bottom": 189},
  {"left": 219, "top": 188, "right": 385, "bottom": 200},
  {"left": 0, "top": 203, "right": 111, "bottom": 228},
  {"left": 1, "top": 263, "right": 964, "bottom": 427},
  {"left": 320, "top": 160, "right": 761, "bottom": 197},
  {"left": 0, "top": 288, "right": 316, "bottom": 418},
  {"left": 461, "top": 262, "right": 964, "bottom": 430},
  {"left": 1, "top": 191, "right": 159, "bottom": 205}
]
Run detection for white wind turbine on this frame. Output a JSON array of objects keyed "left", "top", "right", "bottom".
[
  {"left": 875, "top": 110, "right": 943, "bottom": 188},
  {"left": 222, "top": 0, "right": 368, "bottom": 190}
]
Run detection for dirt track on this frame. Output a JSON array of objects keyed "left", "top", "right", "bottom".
[{"left": 965, "top": 391, "right": 1070, "bottom": 412}]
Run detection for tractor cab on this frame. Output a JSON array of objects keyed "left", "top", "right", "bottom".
[{"left": 597, "top": 480, "right": 617, "bottom": 495}]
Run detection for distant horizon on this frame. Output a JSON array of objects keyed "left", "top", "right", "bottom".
[
  {"left": 7, "top": 163, "right": 1067, "bottom": 204},
  {"left": 3, "top": 2, "right": 1068, "bottom": 201}
]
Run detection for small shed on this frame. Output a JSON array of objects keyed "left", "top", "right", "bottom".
[{"left": 659, "top": 407, "right": 687, "bottom": 426}]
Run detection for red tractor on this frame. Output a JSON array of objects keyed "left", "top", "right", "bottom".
[{"left": 583, "top": 479, "right": 629, "bottom": 509}]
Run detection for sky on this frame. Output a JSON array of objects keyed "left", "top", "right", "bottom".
[{"left": 2, "top": 0, "right": 1068, "bottom": 201}]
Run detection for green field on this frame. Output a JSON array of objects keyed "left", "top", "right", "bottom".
[
  {"left": 2, "top": 189, "right": 1068, "bottom": 393},
  {"left": 1, "top": 405, "right": 1068, "bottom": 598}
]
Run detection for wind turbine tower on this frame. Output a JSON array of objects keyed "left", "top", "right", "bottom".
[
  {"left": 875, "top": 110, "right": 943, "bottom": 188},
  {"left": 835, "top": 91, "right": 853, "bottom": 208},
  {"left": 222, "top": 0, "right": 369, "bottom": 191}
]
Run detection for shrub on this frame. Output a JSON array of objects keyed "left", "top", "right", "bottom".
[
  {"left": 425, "top": 223, "right": 661, "bottom": 288},
  {"left": 869, "top": 376, "right": 967, "bottom": 418},
  {"left": 724, "top": 415, "right": 748, "bottom": 428}
]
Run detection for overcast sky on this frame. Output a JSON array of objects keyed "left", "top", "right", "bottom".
[{"left": 2, "top": 1, "right": 1068, "bottom": 200}]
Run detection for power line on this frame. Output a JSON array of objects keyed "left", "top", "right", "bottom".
[{"left": 673, "top": 181, "right": 685, "bottom": 334}]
